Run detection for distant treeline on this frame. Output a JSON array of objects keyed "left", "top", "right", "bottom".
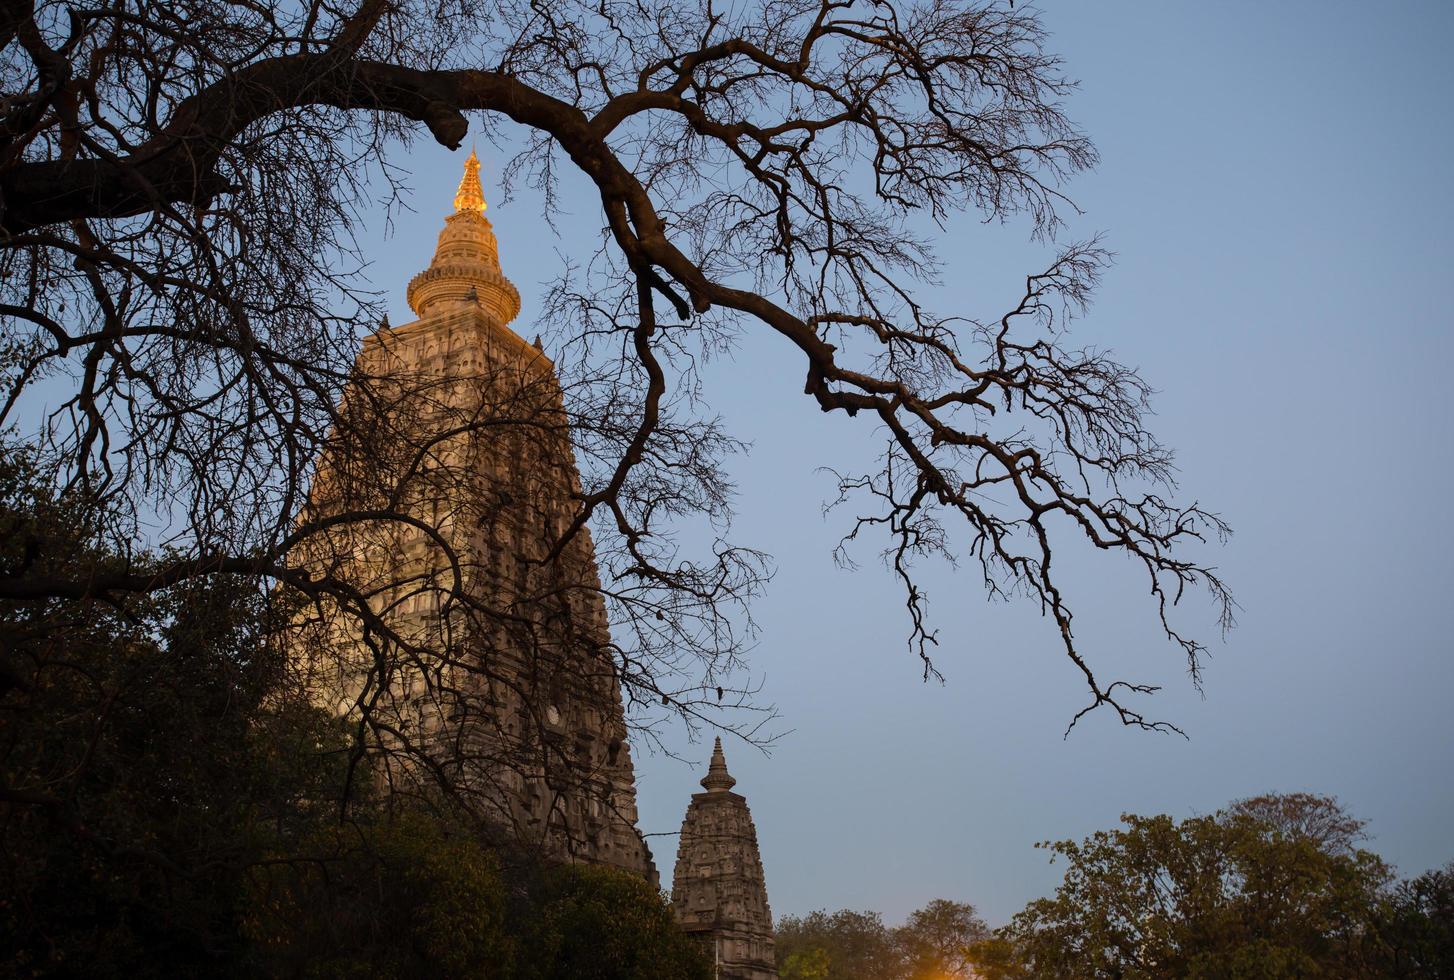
[{"left": 777, "top": 792, "right": 1452, "bottom": 979}]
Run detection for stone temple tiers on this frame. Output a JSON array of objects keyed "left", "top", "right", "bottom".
[
  {"left": 286, "top": 151, "right": 655, "bottom": 880},
  {"left": 672, "top": 738, "right": 777, "bottom": 979}
]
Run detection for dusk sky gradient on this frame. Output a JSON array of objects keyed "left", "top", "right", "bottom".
[{"left": 346, "top": 0, "right": 1453, "bottom": 925}]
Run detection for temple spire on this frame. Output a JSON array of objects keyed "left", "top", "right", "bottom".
[
  {"left": 406, "top": 149, "right": 519, "bottom": 321},
  {"left": 675, "top": 734, "right": 775, "bottom": 977},
  {"left": 701, "top": 736, "right": 737, "bottom": 792},
  {"left": 453, "top": 147, "right": 488, "bottom": 214}
]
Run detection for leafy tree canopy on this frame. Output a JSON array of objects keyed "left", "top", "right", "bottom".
[
  {"left": 776, "top": 797, "right": 1451, "bottom": 980},
  {"left": 0, "top": 442, "right": 706, "bottom": 979},
  {"left": 247, "top": 818, "right": 711, "bottom": 980},
  {"left": 971, "top": 794, "right": 1448, "bottom": 980},
  {"left": 1373, "top": 861, "right": 1454, "bottom": 979},
  {"left": 776, "top": 900, "right": 988, "bottom": 980}
]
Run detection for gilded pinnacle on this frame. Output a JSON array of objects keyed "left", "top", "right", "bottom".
[
  {"left": 453, "top": 148, "right": 488, "bottom": 214},
  {"left": 405, "top": 148, "right": 520, "bottom": 320}
]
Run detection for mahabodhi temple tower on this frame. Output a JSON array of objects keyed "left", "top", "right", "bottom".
[
  {"left": 288, "top": 153, "right": 777, "bottom": 965},
  {"left": 672, "top": 738, "right": 777, "bottom": 979},
  {"left": 287, "top": 151, "right": 654, "bottom": 878}
]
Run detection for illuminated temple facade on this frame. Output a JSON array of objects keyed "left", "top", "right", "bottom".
[
  {"left": 287, "top": 151, "right": 653, "bottom": 877},
  {"left": 287, "top": 154, "right": 776, "bottom": 970}
]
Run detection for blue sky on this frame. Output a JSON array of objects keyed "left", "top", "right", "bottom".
[{"left": 357, "top": 0, "right": 1454, "bottom": 924}]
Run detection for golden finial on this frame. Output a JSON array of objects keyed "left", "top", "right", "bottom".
[{"left": 453, "top": 148, "right": 488, "bottom": 214}]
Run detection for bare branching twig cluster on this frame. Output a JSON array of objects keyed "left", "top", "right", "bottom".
[{"left": 0, "top": 0, "right": 1233, "bottom": 843}]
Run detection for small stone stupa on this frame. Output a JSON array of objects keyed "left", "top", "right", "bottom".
[{"left": 672, "top": 738, "right": 777, "bottom": 979}]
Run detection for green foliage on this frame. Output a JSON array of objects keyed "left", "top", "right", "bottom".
[
  {"left": 516, "top": 863, "right": 712, "bottom": 980},
  {"left": 243, "top": 814, "right": 515, "bottom": 979},
  {"left": 775, "top": 908, "right": 902, "bottom": 980},
  {"left": 775, "top": 901, "right": 988, "bottom": 980},
  {"left": 986, "top": 796, "right": 1400, "bottom": 979},
  {"left": 0, "top": 444, "right": 710, "bottom": 979},
  {"left": 1373, "top": 861, "right": 1454, "bottom": 978},
  {"left": 0, "top": 589, "right": 344, "bottom": 975},
  {"left": 964, "top": 936, "right": 1031, "bottom": 980},
  {"left": 959, "top": 797, "right": 1454, "bottom": 980},
  {"left": 899, "top": 899, "right": 988, "bottom": 979},
  {"left": 0, "top": 446, "right": 335, "bottom": 978},
  {"left": 246, "top": 834, "right": 708, "bottom": 980},
  {"left": 781, "top": 946, "right": 831, "bottom": 980}
]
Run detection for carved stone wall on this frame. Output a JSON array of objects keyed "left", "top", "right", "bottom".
[
  {"left": 672, "top": 739, "right": 777, "bottom": 979},
  {"left": 286, "top": 153, "right": 655, "bottom": 880}
]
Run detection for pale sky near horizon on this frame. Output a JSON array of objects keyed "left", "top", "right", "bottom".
[
  {"left": 19, "top": 0, "right": 1446, "bottom": 928},
  {"left": 348, "top": 0, "right": 1454, "bottom": 926}
]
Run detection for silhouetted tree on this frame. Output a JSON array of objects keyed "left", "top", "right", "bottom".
[
  {"left": 1, "top": 0, "right": 1232, "bottom": 756},
  {"left": 1373, "top": 861, "right": 1454, "bottom": 979},
  {"left": 514, "top": 864, "right": 713, "bottom": 980},
  {"left": 0, "top": 444, "right": 348, "bottom": 976},
  {"left": 247, "top": 817, "right": 712, "bottom": 980},
  {"left": 3, "top": 2, "right": 1240, "bottom": 917},
  {"left": 244, "top": 814, "right": 518, "bottom": 978},
  {"left": 0, "top": 445, "right": 710, "bottom": 978}
]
